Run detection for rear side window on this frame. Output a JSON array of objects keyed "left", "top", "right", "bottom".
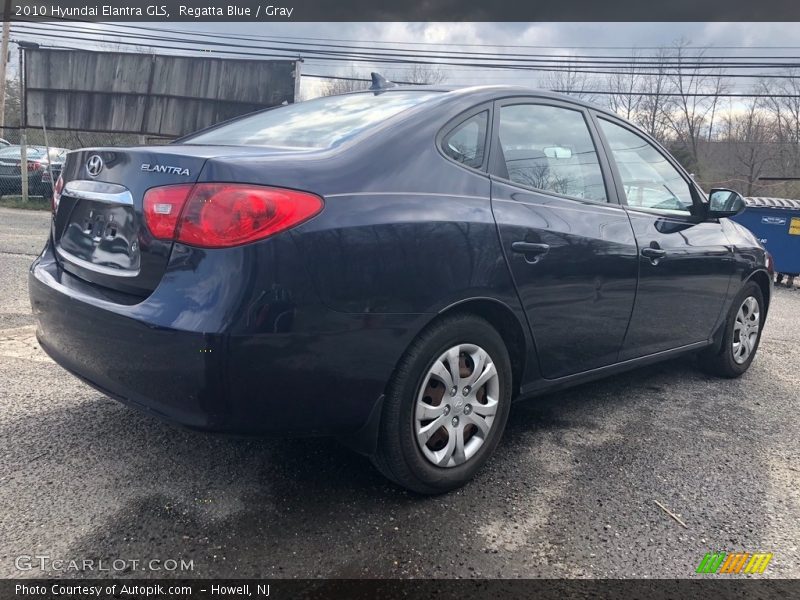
[
  {"left": 497, "top": 104, "right": 607, "bottom": 202},
  {"left": 441, "top": 111, "right": 488, "bottom": 169},
  {"left": 183, "top": 91, "right": 438, "bottom": 149}
]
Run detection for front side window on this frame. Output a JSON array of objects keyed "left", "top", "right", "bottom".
[
  {"left": 183, "top": 91, "right": 438, "bottom": 149},
  {"left": 598, "top": 118, "right": 694, "bottom": 214},
  {"left": 441, "top": 111, "right": 488, "bottom": 169},
  {"left": 497, "top": 103, "right": 607, "bottom": 202}
]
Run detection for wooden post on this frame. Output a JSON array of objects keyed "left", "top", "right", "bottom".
[
  {"left": 0, "top": 0, "right": 11, "bottom": 134},
  {"left": 294, "top": 58, "right": 302, "bottom": 102},
  {"left": 19, "top": 43, "right": 26, "bottom": 202}
]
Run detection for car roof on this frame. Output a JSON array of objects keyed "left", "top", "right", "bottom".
[{"left": 351, "top": 84, "right": 616, "bottom": 119}]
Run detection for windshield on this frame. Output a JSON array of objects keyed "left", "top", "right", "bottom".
[{"left": 183, "top": 91, "right": 439, "bottom": 149}]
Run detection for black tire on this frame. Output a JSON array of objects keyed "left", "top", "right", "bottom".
[
  {"left": 699, "top": 281, "right": 765, "bottom": 378},
  {"left": 372, "top": 313, "right": 512, "bottom": 494}
]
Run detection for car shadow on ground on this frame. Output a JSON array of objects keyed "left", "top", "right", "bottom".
[{"left": 8, "top": 354, "right": 704, "bottom": 578}]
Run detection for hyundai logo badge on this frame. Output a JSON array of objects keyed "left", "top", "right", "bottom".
[{"left": 86, "top": 155, "right": 104, "bottom": 177}]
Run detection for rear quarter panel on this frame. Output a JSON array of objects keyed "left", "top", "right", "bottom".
[{"left": 195, "top": 98, "right": 538, "bottom": 416}]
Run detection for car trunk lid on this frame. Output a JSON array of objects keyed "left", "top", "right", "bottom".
[{"left": 53, "top": 147, "right": 210, "bottom": 296}]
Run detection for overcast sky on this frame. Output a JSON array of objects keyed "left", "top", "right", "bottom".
[{"left": 16, "top": 21, "right": 800, "bottom": 98}]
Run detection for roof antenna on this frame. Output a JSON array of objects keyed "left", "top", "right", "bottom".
[{"left": 370, "top": 72, "right": 397, "bottom": 90}]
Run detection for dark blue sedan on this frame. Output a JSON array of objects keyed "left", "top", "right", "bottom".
[{"left": 29, "top": 78, "right": 773, "bottom": 493}]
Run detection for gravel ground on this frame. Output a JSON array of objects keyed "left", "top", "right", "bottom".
[{"left": 0, "top": 206, "right": 798, "bottom": 579}]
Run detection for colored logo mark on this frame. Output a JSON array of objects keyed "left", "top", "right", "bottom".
[{"left": 696, "top": 552, "right": 773, "bottom": 574}]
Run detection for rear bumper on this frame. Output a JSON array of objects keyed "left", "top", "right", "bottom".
[
  {"left": 29, "top": 240, "right": 422, "bottom": 437},
  {"left": 31, "top": 246, "right": 239, "bottom": 430}
]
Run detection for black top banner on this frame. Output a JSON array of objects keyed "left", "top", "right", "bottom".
[{"left": 6, "top": 0, "right": 800, "bottom": 22}]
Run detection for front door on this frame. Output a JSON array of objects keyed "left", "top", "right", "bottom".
[
  {"left": 490, "top": 100, "right": 639, "bottom": 379},
  {"left": 594, "top": 115, "right": 734, "bottom": 360}
]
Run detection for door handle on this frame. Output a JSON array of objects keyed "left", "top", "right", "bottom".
[
  {"left": 511, "top": 241, "right": 550, "bottom": 263},
  {"left": 641, "top": 247, "right": 666, "bottom": 259},
  {"left": 641, "top": 246, "right": 667, "bottom": 262}
]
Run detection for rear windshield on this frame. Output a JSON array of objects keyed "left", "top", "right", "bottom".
[{"left": 183, "top": 91, "right": 439, "bottom": 149}]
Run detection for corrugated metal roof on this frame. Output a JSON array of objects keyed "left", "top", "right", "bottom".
[{"left": 744, "top": 196, "right": 800, "bottom": 210}]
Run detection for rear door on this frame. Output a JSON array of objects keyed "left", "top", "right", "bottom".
[
  {"left": 592, "top": 114, "right": 733, "bottom": 359},
  {"left": 489, "top": 98, "right": 639, "bottom": 379}
]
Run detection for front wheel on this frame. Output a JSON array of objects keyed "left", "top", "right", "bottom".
[
  {"left": 372, "top": 314, "right": 512, "bottom": 494},
  {"left": 699, "top": 281, "right": 765, "bottom": 378}
]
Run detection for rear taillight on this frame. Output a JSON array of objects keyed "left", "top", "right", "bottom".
[
  {"left": 143, "top": 183, "right": 323, "bottom": 248},
  {"left": 143, "top": 184, "right": 194, "bottom": 240},
  {"left": 51, "top": 174, "right": 64, "bottom": 214}
]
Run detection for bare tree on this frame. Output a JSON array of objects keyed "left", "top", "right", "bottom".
[
  {"left": 721, "top": 98, "right": 777, "bottom": 195},
  {"left": 757, "top": 72, "right": 800, "bottom": 181},
  {"left": 661, "top": 40, "right": 723, "bottom": 174},
  {"left": 631, "top": 47, "right": 672, "bottom": 143},
  {"left": 606, "top": 51, "right": 643, "bottom": 121},
  {"left": 318, "top": 68, "right": 372, "bottom": 96},
  {"left": 389, "top": 63, "right": 448, "bottom": 85},
  {"left": 758, "top": 71, "right": 800, "bottom": 144},
  {"left": 540, "top": 61, "right": 598, "bottom": 103},
  {"left": 705, "top": 70, "right": 728, "bottom": 142}
]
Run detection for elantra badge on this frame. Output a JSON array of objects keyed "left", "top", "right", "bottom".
[{"left": 141, "top": 163, "right": 191, "bottom": 176}]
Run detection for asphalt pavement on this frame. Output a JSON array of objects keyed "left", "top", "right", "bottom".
[{"left": 1, "top": 206, "right": 798, "bottom": 579}]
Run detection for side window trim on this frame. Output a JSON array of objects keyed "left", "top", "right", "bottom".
[
  {"left": 590, "top": 111, "right": 703, "bottom": 217},
  {"left": 436, "top": 102, "right": 493, "bottom": 173},
  {"left": 486, "top": 97, "right": 618, "bottom": 206}
]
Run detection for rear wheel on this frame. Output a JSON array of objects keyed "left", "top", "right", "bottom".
[
  {"left": 699, "top": 281, "right": 765, "bottom": 378},
  {"left": 373, "top": 314, "right": 512, "bottom": 494}
]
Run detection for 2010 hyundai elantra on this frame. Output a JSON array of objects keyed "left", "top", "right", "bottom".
[{"left": 29, "top": 76, "right": 772, "bottom": 493}]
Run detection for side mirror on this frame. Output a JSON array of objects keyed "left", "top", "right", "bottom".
[{"left": 707, "top": 188, "right": 746, "bottom": 219}]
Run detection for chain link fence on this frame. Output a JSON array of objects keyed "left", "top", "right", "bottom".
[{"left": 0, "top": 127, "right": 172, "bottom": 201}]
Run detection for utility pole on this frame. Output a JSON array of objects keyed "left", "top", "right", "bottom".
[
  {"left": 17, "top": 40, "right": 38, "bottom": 202},
  {"left": 19, "top": 41, "right": 26, "bottom": 201},
  {"left": 0, "top": 0, "right": 10, "bottom": 133}
]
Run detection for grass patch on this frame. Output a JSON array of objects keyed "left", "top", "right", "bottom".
[{"left": 0, "top": 195, "right": 50, "bottom": 211}]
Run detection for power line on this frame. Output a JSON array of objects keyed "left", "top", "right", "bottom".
[
  {"left": 299, "top": 60, "right": 800, "bottom": 83},
  {"left": 10, "top": 31, "right": 800, "bottom": 84},
  {"left": 301, "top": 73, "right": 798, "bottom": 97},
  {"left": 12, "top": 26, "right": 800, "bottom": 83},
  {"left": 52, "top": 21, "right": 800, "bottom": 63},
  {"left": 12, "top": 32, "right": 800, "bottom": 88},
  {"left": 13, "top": 22, "right": 800, "bottom": 70},
  {"left": 11, "top": 23, "right": 800, "bottom": 96},
  {"left": 29, "top": 20, "right": 800, "bottom": 53}
]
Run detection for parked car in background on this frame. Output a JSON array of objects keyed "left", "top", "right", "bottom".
[
  {"left": 30, "top": 80, "right": 773, "bottom": 494},
  {"left": 0, "top": 138, "right": 11, "bottom": 146},
  {"left": 39, "top": 148, "right": 69, "bottom": 194},
  {"left": 0, "top": 145, "right": 69, "bottom": 197}
]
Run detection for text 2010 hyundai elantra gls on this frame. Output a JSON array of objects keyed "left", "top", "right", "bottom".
[{"left": 30, "top": 77, "right": 772, "bottom": 493}]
